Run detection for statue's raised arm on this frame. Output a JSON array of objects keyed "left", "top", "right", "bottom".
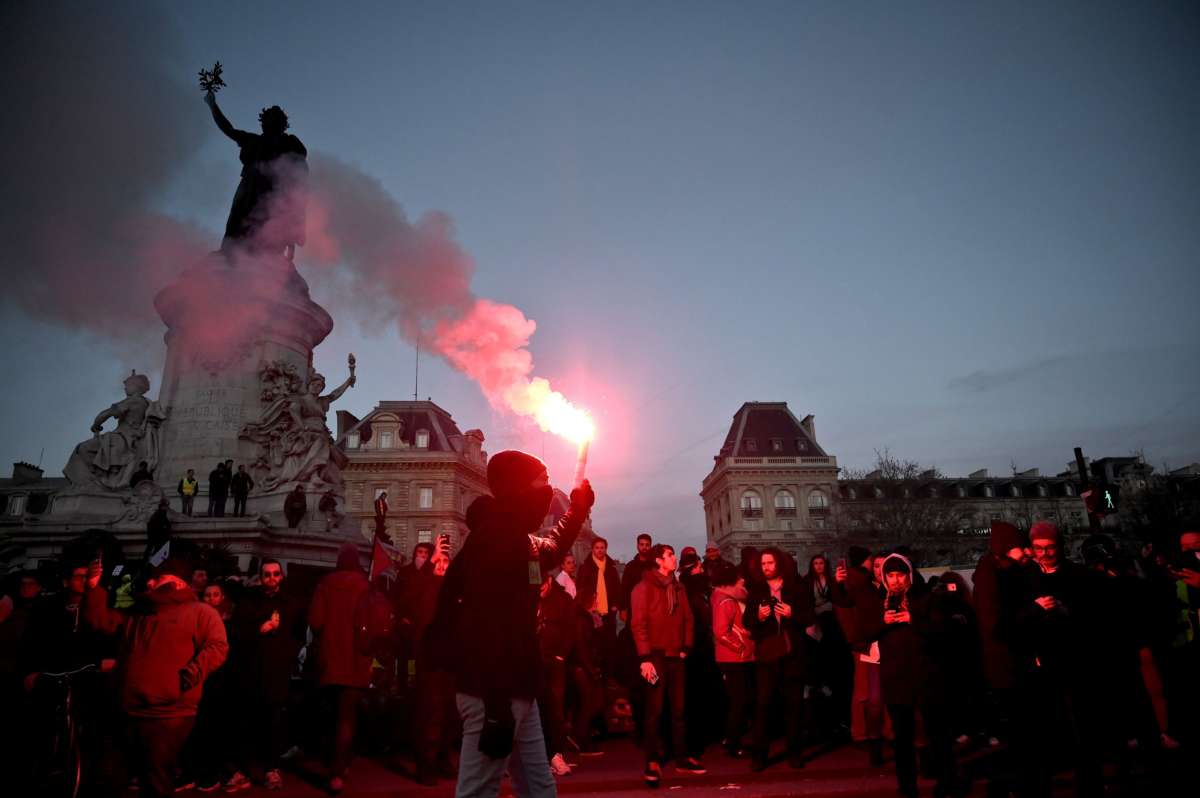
[{"left": 204, "top": 92, "right": 251, "bottom": 145}]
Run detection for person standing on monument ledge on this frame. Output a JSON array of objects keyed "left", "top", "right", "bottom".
[
  {"left": 207, "top": 461, "right": 230, "bottom": 518},
  {"left": 177, "top": 468, "right": 198, "bottom": 516},
  {"left": 230, "top": 464, "right": 254, "bottom": 517}
]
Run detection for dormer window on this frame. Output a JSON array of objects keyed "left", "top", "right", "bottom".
[
  {"left": 770, "top": 439, "right": 783, "bottom": 453},
  {"left": 346, "top": 432, "right": 360, "bottom": 449},
  {"left": 379, "top": 431, "right": 394, "bottom": 449},
  {"left": 1010, "top": 484, "right": 1020, "bottom": 497},
  {"left": 1037, "top": 484, "right": 1048, "bottom": 497},
  {"left": 956, "top": 485, "right": 967, "bottom": 498},
  {"left": 7, "top": 494, "right": 26, "bottom": 516},
  {"left": 1064, "top": 483, "right": 1076, "bottom": 497},
  {"left": 744, "top": 439, "right": 758, "bottom": 453},
  {"left": 983, "top": 485, "right": 994, "bottom": 498},
  {"left": 415, "top": 429, "right": 430, "bottom": 449},
  {"left": 795, "top": 438, "right": 809, "bottom": 453}
]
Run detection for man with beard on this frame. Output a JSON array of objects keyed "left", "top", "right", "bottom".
[
  {"left": 620, "top": 533, "right": 655, "bottom": 624},
  {"left": 432, "top": 450, "right": 593, "bottom": 798},
  {"left": 743, "top": 547, "right": 814, "bottom": 772},
  {"left": 228, "top": 560, "right": 306, "bottom": 791}
]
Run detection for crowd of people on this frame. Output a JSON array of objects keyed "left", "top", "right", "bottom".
[{"left": 0, "top": 448, "right": 1196, "bottom": 798}]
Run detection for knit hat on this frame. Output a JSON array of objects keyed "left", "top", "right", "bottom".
[
  {"left": 486, "top": 450, "right": 548, "bottom": 500},
  {"left": 679, "top": 549, "right": 701, "bottom": 571},
  {"left": 989, "top": 521, "right": 1027, "bottom": 556},
  {"left": 847, "top": 545, "right": 870, "bottom": 567},
  {"left": 153, "top": 556, "right": 194, "bottom": 583},
  {"left": 1029, "top": 520, "right": 1059, "bottom": 544}
]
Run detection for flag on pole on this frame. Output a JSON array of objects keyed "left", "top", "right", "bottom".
[{"left": 370, "top": 533, "right": 397, "bottom": 582}]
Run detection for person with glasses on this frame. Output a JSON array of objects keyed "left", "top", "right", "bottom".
[{"left": 227, "top": 560, "right": 305, "bottom": 792}]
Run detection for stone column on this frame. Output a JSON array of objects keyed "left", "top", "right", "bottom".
[{"left": 152, "top": 251, "right": 333, "bottom": 514}]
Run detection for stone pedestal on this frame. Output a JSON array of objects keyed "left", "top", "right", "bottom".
[{"left": 153, "top": 250, "right": 334, "bottom": 522}]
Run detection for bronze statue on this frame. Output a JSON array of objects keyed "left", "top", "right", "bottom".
[{"left": 203, "top": 72, "right": 307, "bottom": 260}]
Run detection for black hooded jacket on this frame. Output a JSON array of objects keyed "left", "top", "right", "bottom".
[{"left": 431, "top": 493, "right": 586, "bottom": 701}]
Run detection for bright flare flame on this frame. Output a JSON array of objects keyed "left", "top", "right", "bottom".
[{"left": 533, "top": 391, "right": 596, "bottom": 445}]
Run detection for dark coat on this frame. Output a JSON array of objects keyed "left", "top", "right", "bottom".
[
  {"left": 21, "top": 592, "right": 113, "bottom": 676},
  {"left": 208, "top": 467, "right": 230, "bottom": 499},
  {"left": 537, "top": 580, "right": 596, "bottom": 677},
  {"left": 576, "top": 553, "right": 622, "bottom": 615},
  {"left": 84, "top": 584, "right": 228, "bottom": 718},
  {"left": 231, "top": 586, "right": 305, "bottom": 702},
  {"left": 309, "top": 564, "right": 372, "bottom": 688},
  {"left": 431, "top": 494, "right": 586, "bottom": 700},
  {"left": 230, "top": 471, "right": 254, "bottom": 498},
  {"left": 831, "top": 566, "right": 884, "bottom": 652},
  {"left": 973, "top": 553, "right": 1024, "bottom": 689},
  {"left": 621, "top": 556, "right": 654, "bottom": 616},
  {"left": 742, "top": 576, "right": 815, "bottom": 662},
  {"left": 630, "top": 569, "right": 695, "bottom": 660}
]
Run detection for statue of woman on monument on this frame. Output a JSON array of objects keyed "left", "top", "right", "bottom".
[
  {"left": 204, "top": 88, "right": 308, "bottom": 260},
  {"left": 64, "top": 372, "right": 167, "bottom": 491},
  {"left": 241, "top": 362, "right": 355, "bottom": 492}
]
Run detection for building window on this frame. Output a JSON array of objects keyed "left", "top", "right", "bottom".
[
  {"left": 813, "top": 517, "right": 826, "bottom": 529},
  {"left": 808, "top": 490, "right": 829, "bottom": 510},
  {"left": 1037, "top": 484, "right": 1048, "bottom": 497},
  {"left": 346, "top": 432, "right": 360, "bottom": 449},
  {"left": 846, "top": 487, "right": 857, "bottom": 500},
  {"left": 774, "top": 490, "right": 796, "bottom": 517},
  {"left": 415, "top": 429, "right": 430, "bottom": 449},
  {"left": 983, "top": 485, "right": 994, "bottom": 498},
  {"left": 419, "top": 487, "right": 434, "bottom": 509},
  {"left": 741, "top": 490, "right": 763, "bottom": 518},
  {"left": 379, "top": 431, "right": 394, "bottom": 449},
  {"left": 1064, "top": 483, "right": 1075, "bottom": 497},
  {"left": 781, "top": 520, "right": 792, "bottom": 530},
  {"left": 770, "top": 439, "right": 783, "bottom": 453},
  {"left": 1010, "top": 484, "right": 1020, "bottom": 497},
  {"left": 373, "top": 487, "right": 388, "bottom": 502},
  {"left": 795, "top": 438, "right": 809, "bottom": 453},
  {"left": 417, "top": 529, "right": 433, "bottom": 544},
  {"left": 956, "top": 485, "right": 966, "bottom": 498},
  {"left": 744, "top": 439, "right": 758, "bottom": 453},
  {"left": 7, "top": 494, "right": 26, "bottom": 516}
]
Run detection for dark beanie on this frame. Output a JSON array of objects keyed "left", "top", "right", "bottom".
[
  {"left": 487, "top": 450, "right": 548, "bottom": 500},
  {"left": 154, "top": 556, "right": 194, "bottom": 583},
  {"left": 1029, "top": 520, "right": 1059, "bottom": 544},
  {"left": 336, "top": 542, "right": 362, "bottom": 572},
  {"left": 679, "top": 549, "right": 701, "bottom": 571},
  {"left": 989, "top": 521, "right": 1027, "bottom": 556},
  {"left": 847, "top": 545, "right": 870, "bottom": 567}
]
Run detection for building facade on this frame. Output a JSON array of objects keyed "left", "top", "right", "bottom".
[
  {"left": 701, "top": 402, "right": 841, "bottom": 564},
  {"left": 335, "top": 400, "right": 490, "bottom": 558}
]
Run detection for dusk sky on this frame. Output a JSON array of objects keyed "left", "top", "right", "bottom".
[{"left": 2, "top": 1, "right": 1198, "bottom": 560}]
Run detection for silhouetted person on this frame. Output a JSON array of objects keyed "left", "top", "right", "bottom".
[
  {"left": 207, "top": 462, "right": 229, "bottom": 517},
  {"left": 230, "top": 465, "right": 254, "bottom": 517},
  {"left": 204, "top": 91, "right": 307, "bottom": 260},
  {"left": 130, "top": 460, "right": 153, "bottom": 489},
  {"left": 284, "top": 485, "right": 307, "bottom": 529}
]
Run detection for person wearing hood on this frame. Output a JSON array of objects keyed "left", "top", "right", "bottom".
[
  {"left": 680, "top": 546, "right": 723, "bottom": 756},
  {"left": 631, "top": 543, "right": 703, "bottom": 785},
  {"left": 430, "top": 449, "right": 594, "bottom": 798},
  {"left": 308, "top": 542, "right": 372, "bottom": 793},
  {"left": 875, "top": 553, "right": 960, "bottom": 798},
  {"left": 711, "top": 563, "right": 754, "bottom": 758},
  {"left": 743, "top": 547, "right": 815, "bottom": 772},
  {"left": 83, "top": 556, "right": 228, "bottom": 798}
]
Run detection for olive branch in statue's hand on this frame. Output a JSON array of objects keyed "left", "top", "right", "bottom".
[{"left": 198, "top": 61, "right": 226, "bottom": 95}]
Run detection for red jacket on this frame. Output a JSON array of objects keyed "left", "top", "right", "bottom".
[
  {"left": 631, "top": 569, "right": 694, "bottom": 661},
  {"left": 85, "top": 584, "right": 228, "bottom": 718},
  {"left": 711, "top": 584, "right": 754, "bottom": 663},
  {"left": 309, "top": 566, "right": 373, "bottom": 688}
]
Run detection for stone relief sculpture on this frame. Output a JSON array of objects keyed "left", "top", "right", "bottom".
[
  {"left": 64, "top": 372, "right": 167, "bottom": 491},
  {"left": 240, "top": 359, "right": 355, "bottom": 493}
]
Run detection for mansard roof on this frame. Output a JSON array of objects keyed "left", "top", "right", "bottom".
[
  {"left": 335, "top": 399, "right": 468, "bottom": 453},
  {"left": 717, "top": 402, "right": 826, "bottom": 458}
]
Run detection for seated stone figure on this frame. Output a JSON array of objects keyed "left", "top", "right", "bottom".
[{"left": 64, "top": 372, "right": 166, "bottom": 491}]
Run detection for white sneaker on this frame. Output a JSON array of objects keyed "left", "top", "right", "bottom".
[{"left": 550, "top": 753, "right": 572, "bottom": 776}]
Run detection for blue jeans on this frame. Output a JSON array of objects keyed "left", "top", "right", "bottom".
[{"left": 455, "top": 693, "right": 556, "bottom": 798}]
